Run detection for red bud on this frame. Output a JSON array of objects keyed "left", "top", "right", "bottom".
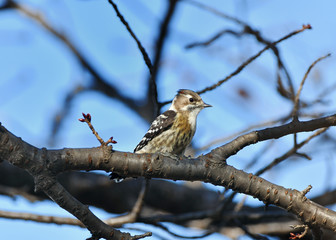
[
  {"left": 303, "top": 24, "right": 312, "bottom": 29},
  {"left": 87, "top": 113, "right": 91, "bottom": 122},
  {"left": 108, "top": 137, "right": 117, "bottom": 144}
]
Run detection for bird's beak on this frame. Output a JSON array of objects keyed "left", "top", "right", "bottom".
[{"left": 202, "top": 102, "right": 212, "bottom": 108}]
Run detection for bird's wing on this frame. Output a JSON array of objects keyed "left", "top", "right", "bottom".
[{"left": 134, "top": 110, "right": 176, "bottom": 153}]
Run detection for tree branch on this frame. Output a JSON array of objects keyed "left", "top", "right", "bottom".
[
  {"left": 150, "top": 0, "right": 179, "bottom": 116},
  {"left": 0, "top": 209, "right": 83, "bottom": 226},
  {"left": 255, "top": 128, "right": 328, "bottom": 176},
  {"left": 1, "top": 114, "right": 336, "bottom": 235},
  {"left": 196, "top": 24, "right": 311, "bottom": 95},
  {"left": 208, "top": 114, "right": 336, "bottom": 160},
  {"left": 292, "top": 53, "right": 331, "bottom": 119},
  {"left": 107, "top": 0, "right": 153, "bottom": 75},
  {"left": 0, "top": 127, "right": 150, "bottom": 239},
  {"left": 4, "top": 0, "right": 155, "bottom": 125},
  {"left": 184, "top": 0, "right": 296, "bottom": 101}
]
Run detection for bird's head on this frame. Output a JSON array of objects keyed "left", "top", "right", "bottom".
[{"left": 169, "top": 89, "right": 212, "bottom": 115}]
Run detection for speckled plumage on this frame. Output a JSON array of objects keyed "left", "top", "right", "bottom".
[{"left": 134, "top": 89, "right": 211, "bottom": 156}]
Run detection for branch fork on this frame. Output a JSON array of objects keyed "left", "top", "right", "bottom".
[{"left": 79, "top": 113, "right": 117, "bottom": 147}]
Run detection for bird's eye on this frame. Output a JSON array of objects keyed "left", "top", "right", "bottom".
[{"left": 189, "top": 98, "right": 194, "bottom": 103}]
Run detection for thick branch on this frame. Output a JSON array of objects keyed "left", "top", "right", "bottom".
[
  {"left": 1, "top": 114, "right": 336, "bottom": 233},
  {"left": 0, "top": 162, "right": 218, "bottom": 214},
  {"left": 208, "top": 114, "right": 336, "bottom": 160},
  {"left": 0, "top": 126, "right": 148, "bottom": 240},
  {"left": 36, "top": 176, "right": 128, "bottom": 239}
]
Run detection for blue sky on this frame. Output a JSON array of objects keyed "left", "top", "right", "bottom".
[{"left": 1, "top": 0, "right": 336, "bottom": 239}]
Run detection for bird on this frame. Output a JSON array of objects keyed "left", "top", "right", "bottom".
[
  {"left": 134, "top": 89, "right": 212, "bottom": 156},
  {"left": 110, "top": 89, "right": 211, "bottom": 180}
]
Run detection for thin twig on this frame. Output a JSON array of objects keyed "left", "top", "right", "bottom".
[
  {"left": 107, "top": 0, "right": 153, "bottom": 75},
  {"left": 185, "top": 29, "right": 243, "bottom": 49},
  {"left": 301, "top": 185, "right": 313, "bottom": 196},
  {"left": 131, "top": 232, "right": 152, "bottom": 240},
  {"left": 184, "top": 0, "right": 247, "bottom": 25},
  {"left": 105, "top": 179, "right": 149, "bottom": 226},
  {"left": 126, "top": 228, "right": 171, "bottom": 240},
  {"left": 150, "top": 222, "right": 214, "bottom": 239},
  {"left": 244, "top": 141, "right": 276, "bottom": 170},
  {"left": 0, "top": 184, "right": 40, "bottom": 202},
  {"left": 160, "top": 24, "right": 311, "bottom": 107},
  {"left": 150, "top": 0, "right": 178, "bottom": 116},
  {"left": 79, "top": 113, "right": 117, "bottom": 147},
  {"left": 256, "top": 128, "right": 328, "bottom": 176},
  {"left": 131, "top": 179, "right": 149, "bottom": 218},
  {"left": 196, "top": 24, "right": 312, "bottom": 95},
  {"left": 79, "top": 113, "right": 105, "bottom": 146},
  {"left": 292, "top": 53, "right": 331, "bottom": 120},
  {"left": 0, "top": 209, "right": 84, "bottom": 226},
  {"left": 184, "top": 0, "right": 295, "bottom": 101}
]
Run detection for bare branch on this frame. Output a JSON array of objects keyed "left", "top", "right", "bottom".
[
  {"left": 196, "top": 24, "right": 312, "bottom": 95},
  {"left": 0, "top": 209, "right": 83, "bottom": 226},
  {"left": 0, "top": 184, "right": 40, "bottom": 202},
  {"left": 148, "top": 222, "right": 214, "bottom": 239},
  {"left": 150, "top": 0, "right": 179, "bottom": 116},
  {"left": 78, "top": 113, "right": 117, "bottom": 147},
  {"left": 107, "top": 0, "right": 179, "bottom": 118},
  {"left": 43, "top": 176, "right": 134, "bottom": 239},
  {"left": 5, "top": 0, "right": 155, "bottom": 125},
  {"left": 184, "top": 0, "right": 247, "bottom": 25},
  {"left": 255, "top": 128, "right": 328, "bottom": 176},
  {"left": 292, "top": 53, "right": 331, "bottom": 119},
  {"left": 79, "top": 113, "right": 105, "bottom": 146},
  {"left": 129, "top": 179, "right": 149, "bottom": 219},
  {"left": 207, "top": 113, "right": 334, "bottom": 160},
  {"left": 107, "top": 0, "right": 153, "bottom": 75},
  {"left": 2, "top": 114, "right": 336, "bottom": 234},
  {"left": 184, "top": 0, "right": 295, "bottom": 101},
  {"left": 0, "top": 127, "right": 149, "bottom": 239},
  {"left": 185, "top": 29, "right": 243, "bottom": 49},
  {"left": 105, "top": 179, "right": 149, "bottom": 226}
]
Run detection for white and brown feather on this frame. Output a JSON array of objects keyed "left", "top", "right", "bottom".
[
  {"left": 134, "top": 110, "right": 176, "bottom": 153},
  {"left": 134, "top": 89, "right": 208, "bottom": 156}
]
